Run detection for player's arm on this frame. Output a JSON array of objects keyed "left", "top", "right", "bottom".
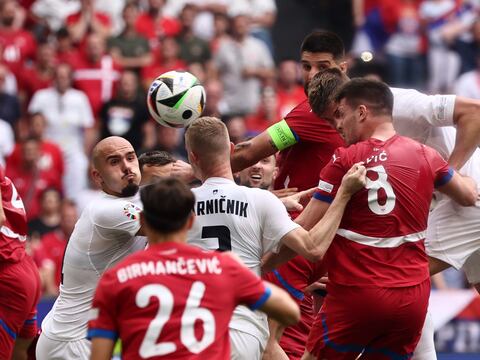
[
  {"left": 264, "top": 164, "right": 366, "bottom": 268},
  {"left": 231, "top": 119, "right": 298, "bottom": 172},
  {"left": 90, "top": 338, "right": 115, "bottom": 360},
  {"left": 436, "top": 170, "right": 477, "bottom": 206},
  {"left": 449, "top": 97, "right": 480, "bottom": 170},
  {"left": 256, "top": 282, "right": 300, "bottom": 327},
  {"left": 263, "top": 318, "right": 289, "bottom": 360}
]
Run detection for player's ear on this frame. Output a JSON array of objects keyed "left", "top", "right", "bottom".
[
  {"left": 186, "top": 211, "right": 195, "bottom": 230},
  {"left": 229, "top": 142, "right": 235, "bottom": 155},
  {"left": 339, "top": 61, "right": 348, "bottom": 73},
  {"left": 358, "top": 105, "right": 367, "bottom": 122},
  {"left": 91, "top": 168, "right": 103, "bottom": 186}
]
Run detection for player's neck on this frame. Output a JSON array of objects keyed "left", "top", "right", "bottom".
[
  {"left": 148, "top": 232, "right": 187, "bottom": 246},
  {"left": 200, "top": 163, "right": 235, "bottom": 183},
  {"left": 367, "top": 119, "right": 396, "bottom": 142}
]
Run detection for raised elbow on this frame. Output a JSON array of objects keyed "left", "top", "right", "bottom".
[
  {"left": 282, "top": 303, "right": 301, "bottom": 327},
  {"left": 304, "top": 248, "right": 325, "bottom": 263}
]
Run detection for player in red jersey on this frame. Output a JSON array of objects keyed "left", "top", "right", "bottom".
[
  {"left": 0, "top": 164, "right": 41, "bottom": 359},
  {"left": 297, "top": 79, "right": 477, "bottom": 360},
  {"left": 88, "top": 178, "right": 301, "bottom": 360}
]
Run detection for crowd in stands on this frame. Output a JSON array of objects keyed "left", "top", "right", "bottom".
[{"left": 1, "top": 0, "right": 478, "bottom": 296}]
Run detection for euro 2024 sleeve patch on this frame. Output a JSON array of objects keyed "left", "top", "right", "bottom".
[{"left": 123, "top": 203, "right": 141, "bottom": 220}]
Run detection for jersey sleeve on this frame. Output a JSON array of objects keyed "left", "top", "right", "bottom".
[
  {"left": 87, "top": 270, "right": 119, "bottom": 341},
  {"left": 93, "top": 200, "right": 141, "bottom": 238},
  {"left": 223, "top": 253, "right": 271, "bottom": 311},
  {"left": 258, "top": 190, "right": 300, "bottom": 253},
  {"left": 422, "top": 144, "right": 454, "bottom": 187},
  {"left": 313, "top": 149, "right": 347, "bottom": 204},
  {"left": 391, "top": 87, "right": 456, "bottom": 127}
]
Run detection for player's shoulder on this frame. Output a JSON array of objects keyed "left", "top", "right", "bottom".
[
  {"left": 286, "top": 99, "right": 313, "bottom": 118},
  {"left": 89, "top": 193, "right": 142, "bottom": 224}
]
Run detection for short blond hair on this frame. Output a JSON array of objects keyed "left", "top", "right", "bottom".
[{"left": 185, "top": 117, "right": 230, "bottom": 159}]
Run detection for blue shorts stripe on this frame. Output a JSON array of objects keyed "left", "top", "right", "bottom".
[
  {"left": 87, "top": 328, "right": 118, "bottom": 341},
  {"left": 435, "top": 167, "right": 454, "bottom": 187},
  {"left": 249, "top": 287, "right": 272, "bottom": 311},
  {"left": 313, "top": 192, "right": 333, "bottom": 203},
  {"left": 321, "top": 313, "right": 413, "bottom": 360},
  {"left": 273, "top": 270, "right": 304, "bottom": 301},
  {"left": 0, "top": 318, "right": 16, "bottom": 339}
]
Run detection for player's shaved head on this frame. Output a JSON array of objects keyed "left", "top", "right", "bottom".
[
  {"left": 185, "top": 116, "right": 231, "bottom": 165},
  {"left": 92, "top": 136, "right": 134, "bottom": 169},
  {"left": 91, "top": 136, "right": 141, "bottom": 197}
]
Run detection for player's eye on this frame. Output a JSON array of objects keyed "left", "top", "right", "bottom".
[
  {"left": 110, "top": 159, "right": 119, "bottom": 165},
  {"left": 302, "top": 63, "right": 311, "bottom": 71}
]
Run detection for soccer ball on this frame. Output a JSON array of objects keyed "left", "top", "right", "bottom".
[{"left": 147, "top": 70, "right": 206, "bottom": 128}]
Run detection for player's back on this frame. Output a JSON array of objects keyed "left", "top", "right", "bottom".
[
  {"left": 0, "top": 171, "right": 28, "bottom": 263},
  {"left": 88, "top": 242, "right": 269, "bottom": 360},
  {"left": 318, "top": 135, "right": 452, "bottom": 288},
  {"left": 188, "top": 177, "right": 297, "bottom": 344},
  {"left": 41, "top": 192, "right": 147, "bottom": 341},
  {"left": 274, "top": 99, "right": 345, "bottom": 191}
]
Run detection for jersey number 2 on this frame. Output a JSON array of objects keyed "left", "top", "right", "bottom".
[
  {"left": 366, "top": 165, "right": 396, "bottom": 215},
  {"left": 136, "top": 281, "right": 215, "bottom": 358}
]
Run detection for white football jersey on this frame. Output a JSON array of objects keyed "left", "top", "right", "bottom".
[
  {"left": 391, "top": 87, "right": 480, "bottom": 184},
  {"left": 187, "top": 177, "right": 299, "bottom": 344},
  {"left": 41, "top": 192, "right": 147, "bottom": 341}
]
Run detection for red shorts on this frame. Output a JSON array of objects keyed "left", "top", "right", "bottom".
[
  {"left": 263, "top": 257, "right": 327, "bottom": 359},
  {"left": 306, "top": 279, "right": 430, "bottom": 360},
  {"left": 0, "top": 256, "right": 41, "bottom": 358}
]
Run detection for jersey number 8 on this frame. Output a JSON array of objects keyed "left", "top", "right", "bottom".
[
  {"left": 365, "top": 165, "right": 396, "bottom": 215},
  {"left": 136, "top": 281, "right": 215, "bottom": 357}
]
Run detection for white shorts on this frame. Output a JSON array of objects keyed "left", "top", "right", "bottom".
[
  {"left": 36, "top": 332, "right": 90, "bottom": 360},
  {"left": 230, "top": 328, "right": 263, "bottom": 360},
  {"left": 426, "top": 195, "right": 480, "bottom": 281}
]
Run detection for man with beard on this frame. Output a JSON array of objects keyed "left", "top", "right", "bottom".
[
  {"left": 237, "top": 154, "right": 277, "bottom": 190},
  {"left": 36, "top": 136, "right": 147, "bottom": 360}
]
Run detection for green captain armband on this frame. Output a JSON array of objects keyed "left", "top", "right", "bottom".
[{"left": 267, "top": 119, "right": 298, "bottom": 151}]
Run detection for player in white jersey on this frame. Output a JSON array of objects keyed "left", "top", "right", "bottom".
[
  {"left": 36, "top": 136, "right": 147, "bottom": 360},
  {"left": 183, "top": 116, "right": 366, "bottom": 360}
]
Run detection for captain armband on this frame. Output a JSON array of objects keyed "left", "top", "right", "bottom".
[{"left": 267, "top": 120, "right": 298, "bottom": 151}]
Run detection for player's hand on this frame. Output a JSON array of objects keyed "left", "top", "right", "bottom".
[
  {"left": 271, "top": 187, "right": 299, "bottom": 198},
  {"left": 304, "top": 276, "right": 329, "bottom": 295},
  {"left": 340, "top": 162, "right": 366, "bottom": 195},
  {"left": 280, "top": 188, "right": 315, "bottom": 212},
  {"left": 171, "top": 160, "right": 196, "bottom": 183}
]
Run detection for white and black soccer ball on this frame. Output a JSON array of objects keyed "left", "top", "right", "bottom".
[{"left": 147, "top": 70, "right": 206, "bottom": 128}]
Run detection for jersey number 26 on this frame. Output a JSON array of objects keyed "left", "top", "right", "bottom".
[{"left": 136, "top": 281, "right": 215, "bottom": 357}]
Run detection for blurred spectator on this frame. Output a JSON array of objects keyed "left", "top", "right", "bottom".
[
  {"left": 29, "top": 63, "right": 95, "bottom": 202},
  {"left": 151, "top": 126, "right": 186, "bottom": 161},
  {"left": 224, "top": 114, "right": 247, "bottom": 144},
  {"left": 28, "top": 187, "right": 61, "bottom": 238},
  {"left": 419, "top": 0, "right": 461, "bottom": 93},
  {"left": 351, "top": 0, "right": 401, "bottom": 54},
  {"left": 210, "top": 10, "right": 229, "bottom": 53},
  {"left": 0, "top": 63, "right": 21, "bottom": 127},
  {"left": 5, "top": 137, "right": 62, "bottom": 220},
  {"left": 215, "top": 8, "right": 274, "bottom": 115},
  {"left": 55, "top": 27, "right": 81, "bottom": 67},
  {"left": 275, "top": 59, "right": 305, "bottom": 118},
  {"left": 66, "top": 0, "right": 112, "bottom": 44},
  {"left": 0, "top": 118, "right": 14, "bottom": 167},
  {"left": 74, "top": 163, "right": 102, "bottom": 214},
  {"left": 202, "top": 78, "right": 228, "bottom": 117},
  {"left": 454, "top": 49, "right": 480, "bottom": 98},
  {"left": 0, "top": 0, "right": 37, "bottom": 76},
  {"left": 74, "top": 33, "right": 122, "bottom": 116},
  {"left": 141, "top": 36, "right": 186, "bottom": 89},
  {"left": 7, "top": 112, "right": 64, "bottom": 182},
  {"left": 243, "top": 0, "right": 277, "bottom": 54},
  {"left": 35, "top": 200, "right": 78, "bottom": 296},
  {"left": 385, "top": 0, "right": 424, "bottom": 89},
  {"left": 99, "top": 70, "right": 154, "bottom": 150},
  {"left": 96, "top": 0, "right": 127, "bottom": 36},
  {"left": 188, "top": 61, "right": 207, "bottom": 83},
  {"left": 135, "top": 0, "right": 181, "bottom": 50},
  {"left": 107, "top": 2, "right": 152, "bottom": 70},
  {"left": 432, "top": 269, "right": 469, "bottom": 289},
  {"left": 245, "top": 86, "right": 278, "bottom": 134},
  {"left": 178, "top": 4, "right": 212, "bottom": 65},
  {"left": 19, "top": 42, "right": 56, "bottom": 106},
  {"left": 30, "top": 0, "right": 80, "bottom": 33}
]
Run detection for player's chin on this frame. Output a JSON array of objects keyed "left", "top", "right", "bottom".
[{"left": 121, "top": 182, "right": 140, "bottom": 197}]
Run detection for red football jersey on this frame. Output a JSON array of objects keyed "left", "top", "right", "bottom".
[
  {"left": 0, "top": 166, "right": 28, "bottom": 263},
  {"left": 273, "top": 99, "right": 345, "bottom": 192},
  {"left": 88, "top": 242, "right": 270, "bottom": 359},
  {"left": 0, "top": 29, "right": 37, "bottom": 75},
  {"left": 314, "top": 135, "right": 452, "bottom": 287}
]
